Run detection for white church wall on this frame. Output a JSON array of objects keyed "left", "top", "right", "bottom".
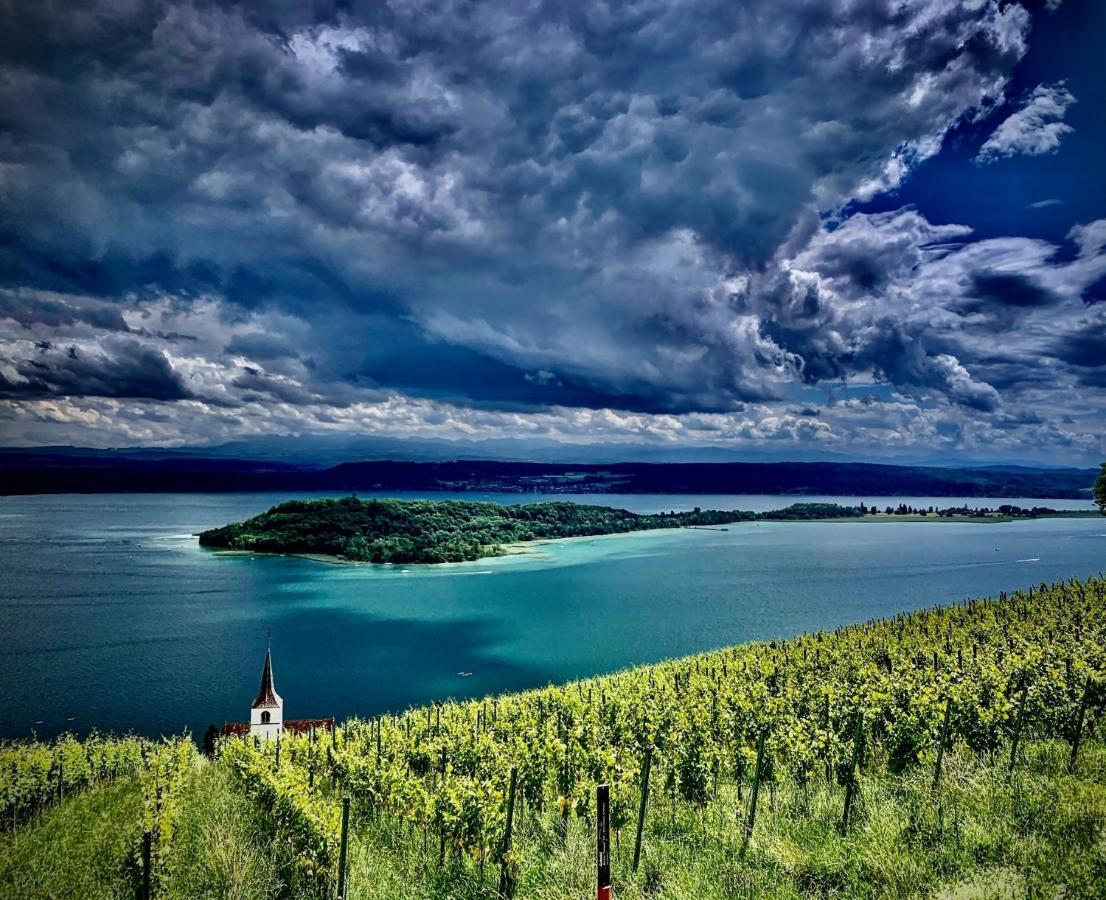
[{"left": 250, "top": 703, "right": 283, "bottom": 741}]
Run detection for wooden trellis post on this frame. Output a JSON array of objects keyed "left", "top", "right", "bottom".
[
  {"left": 740, "top": 729, "right": 767, "bottom": 858},
  {"left": 932, "top": 699, "right": 953, "bottom": 796},
  {"left": 840, "top": 714, "right": 864, "bottom": 834},
  {"left": 336, "top": 796, "right": 351, "bottom": 900},
  {"left": 597, "top": 784, "right": 611, "bottom": 900},
  {"left": 1009, "top": 680, "right": 1029, "bottom": 775},
  {"left": 498, "top": 767, "right": 518, "bottom": 899},
  {"left": 141, "top": 829, "right": 152, "bottom": 900},
  {"left": 632, "top": 747, "right": 652, "bottom": 873},
  {"left": 1069, "top": 677, "right": 1093, "bottom": 772}
]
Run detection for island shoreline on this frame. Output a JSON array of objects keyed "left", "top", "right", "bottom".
[{"left": 204, "top": 509, "right": 1097, "bottom": 568}]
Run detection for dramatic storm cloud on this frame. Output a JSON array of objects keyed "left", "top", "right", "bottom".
[{"left": 0, "top": 0, "right": 1102, "bottom": 463}]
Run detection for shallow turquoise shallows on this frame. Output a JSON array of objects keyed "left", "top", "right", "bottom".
[{"left": 0, "top": 492, "right": 1101, "bottom": 740}]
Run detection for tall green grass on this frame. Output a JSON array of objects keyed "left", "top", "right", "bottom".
[
  {"left": 0, "top": 778, "right": 142, "bottom": 900},
  {"left": 337, "top": 740, "right": 1106, "bottom": 899},
  {"left": 2, "top": 736, "right": 1102, "bottom": 898},
  {"left": 162, "top": 761, "right": 291, "bottom": 900}
]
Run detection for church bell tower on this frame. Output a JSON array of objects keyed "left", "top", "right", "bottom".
[{"left": 249, "top": 643, "right": 284, "bottom": 741}]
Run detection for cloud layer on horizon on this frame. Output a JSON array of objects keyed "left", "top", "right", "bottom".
[{"left": 0, "top": 0, "right": 1102, "bottom": 463}]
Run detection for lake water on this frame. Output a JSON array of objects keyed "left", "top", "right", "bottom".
[{"left": 0, "top": 492, "right": 1101, "bottom": 740}]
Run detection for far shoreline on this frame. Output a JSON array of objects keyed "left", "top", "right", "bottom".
[{"left": 205, "top": 508, "right": 1099, "bottom": 568}]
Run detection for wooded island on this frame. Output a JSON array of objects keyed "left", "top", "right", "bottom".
[{"left": 197, "top": 497, "right": 1088, "bottom": 565}]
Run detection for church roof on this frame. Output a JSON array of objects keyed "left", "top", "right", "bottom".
[
  {"left": 221, "top": 718, "right": 334, "bottom": 738},
  {"left": 284, "top": 718, "right": 335, "bottom": 734},
  {"left": 251, "top": 648, "right": 283, "bottom": 709},
  {"left": 221, "top": 722, "right": 250, "bottom": 737}
]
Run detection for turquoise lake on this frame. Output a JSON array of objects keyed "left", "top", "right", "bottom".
[{"left": 0, "top": 492, "right": 1102, "bottom": 740}]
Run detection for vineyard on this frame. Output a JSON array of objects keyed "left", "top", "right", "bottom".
[{"left": 3, "top": 575, "right": 1106, "bottom": 898}]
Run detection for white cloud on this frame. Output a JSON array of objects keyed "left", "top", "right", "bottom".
[{"left": 976, "top": 82, "right": 1076, "bottom": 163}]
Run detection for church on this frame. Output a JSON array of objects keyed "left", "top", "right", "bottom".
[{"left": 221, "top": 643, "right": 334, "bottom": 741}]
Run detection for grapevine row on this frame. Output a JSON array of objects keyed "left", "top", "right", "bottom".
[
  {"left": 139, "top": 737, "right": 198, "bottom": 897},
  {"left": 229, "top": 576, "right": 1104, "bottom": 879},
  {"left": 1, "top": 732, "right": 151, "bottom": 828},
  {"left": 221, "top": 737, "right": 341, "bottom": 895}
]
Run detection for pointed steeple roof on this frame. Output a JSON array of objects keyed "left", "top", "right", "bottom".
[{"left": 252, "top": 648, "right": 283, "bottom": 709}]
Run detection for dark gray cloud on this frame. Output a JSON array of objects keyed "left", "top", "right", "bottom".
[
  {"left": 962, "top": 272, "right": 1056, "bottom": 310},
  {"left": 0, "top": 338, "right": 190, "bottom": 401},
  {"left": 1052, "top": 323, "right": 1106, "bottom": 369},
  {"left": 0, "top": 291, "right": 130, "bottom": 331},
  {"left": 0, "top": 0, "right": 1101, "bottom": 462},
  {"left": 224, "top": 332, "right": 297, "bottom": 362},
  {"left": 230, "top": 370, "right": 317, "bottom": 406}
]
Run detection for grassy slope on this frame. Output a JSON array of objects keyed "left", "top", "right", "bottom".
[
  {"left": 338, "top": 741, "right": 1105, "bottom": 899},
  {"left": 163, "top": 762, "right": 292, "bottom": 900},
  {"left": 0, "top": 779, "right": 142, "bottom": 900},
  {"left": 6, "top": 740, "right": 1101, "bottom": 899}
]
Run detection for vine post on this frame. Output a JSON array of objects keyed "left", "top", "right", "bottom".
[
  {"left": 597, "top": 783, "right": 612, "bottom": 900},
  {"left": 1008, "top": 680, "right": 1029, "bottom": 776},
  {"left": 631, "top": 747, "right": 652, "bottom": 874},
  {"left": 141, "top": 829, "right": 152, "bottom": 900},
  {"left": 336, "top": 795, "right": 351, "bottom": 900},
  {"left": 740, "top": 728, "right": 767, "bottom": 858},
  {"left": 932, "top": 698, "right": 953, "bottom": 797},
  {"left": 840, "top": 714, "right": 864, "bottom": 834},
  {"left": 1069, "top": 676, "right": 1093, "bottom": 772},
  {"left": 498, "top": 767, "right": 517, "bottom": 900}
]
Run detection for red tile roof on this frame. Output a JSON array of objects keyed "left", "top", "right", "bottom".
[
  {"left": 284, "top": 718, "right": 335, "bottom": 734},
  {"left": 221, "top": 718, "right": 334, "bottom": 738},
  {"left": 221, "top": 722, "right": 250, "bottom": 737}
]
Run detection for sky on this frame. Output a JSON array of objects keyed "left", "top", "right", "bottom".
[{"left": 0, "top": 0, "right": 1103, "bottom": 465}]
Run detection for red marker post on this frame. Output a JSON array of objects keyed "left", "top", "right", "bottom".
[{"left": 597, "top": 783, "right": 612, "bottom": 900}]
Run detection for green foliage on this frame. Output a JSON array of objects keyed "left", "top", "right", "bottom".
[
  {"left": 0, "top": 733, "right": 197, "bottom": 898},
  {"left": 0, "top": 732, "right": 150, "bottom": 826},
  {"left": 1094, "top": 462, "right": 1106, "bottom": 514},
  {"left": 221, "top": 738, "right": 340, "bottom": 893},
  {"left": 140, "top": 738, "right": 199, "bottom": 897},
  {"left": 200, "top": 496, "right": 1086, "bottom": 565},
  {"left": 337, "top": 740, "right": 1106, "bottom": 899},
  {"left": 0, "top": 778, "right": 143, "bottom": 900},
  {"left": 5, "top": 577, "right": 1106, "bottom": 897},
  {"left": 199, "top": 497, "right": 887, "bottom": 563},
  {"left": 163, "top": 763, "right": 289, "bottom": 900},
  {"left": 214, "top": 576, "right": 1105, "bottom": 891},
  {"left": 760, "top": 502, "right": 865, "bottom": 520}
]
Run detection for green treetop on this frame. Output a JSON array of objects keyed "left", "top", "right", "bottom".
[{"left": 1095, "top": 462, "right": 1106, "bottom": 514}]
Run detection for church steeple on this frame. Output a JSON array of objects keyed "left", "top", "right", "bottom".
[
  {"left": 251, "top": 647, "right": 282, "bottom": 709},
  {"left": 221, "top": 635, "right": 332, "bottom": 742},
  {"left": 248, "top": 639, "right": 284, "bottom": 740}
]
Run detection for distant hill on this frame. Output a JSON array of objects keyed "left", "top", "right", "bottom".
[{"left": 0, "top": 451, "right": 1096, "bottom": 498}]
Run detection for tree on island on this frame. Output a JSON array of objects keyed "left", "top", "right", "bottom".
[{"left": 1095, "top": 462, "right": 1106, "bottom": 514}]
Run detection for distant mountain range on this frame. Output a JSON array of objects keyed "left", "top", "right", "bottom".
[
  {"left": 0, "top": 446, "right": 1096, "bottom": 498},
  {"left": 5, "top": 433, "right": 1091, "bottom": 468}
]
